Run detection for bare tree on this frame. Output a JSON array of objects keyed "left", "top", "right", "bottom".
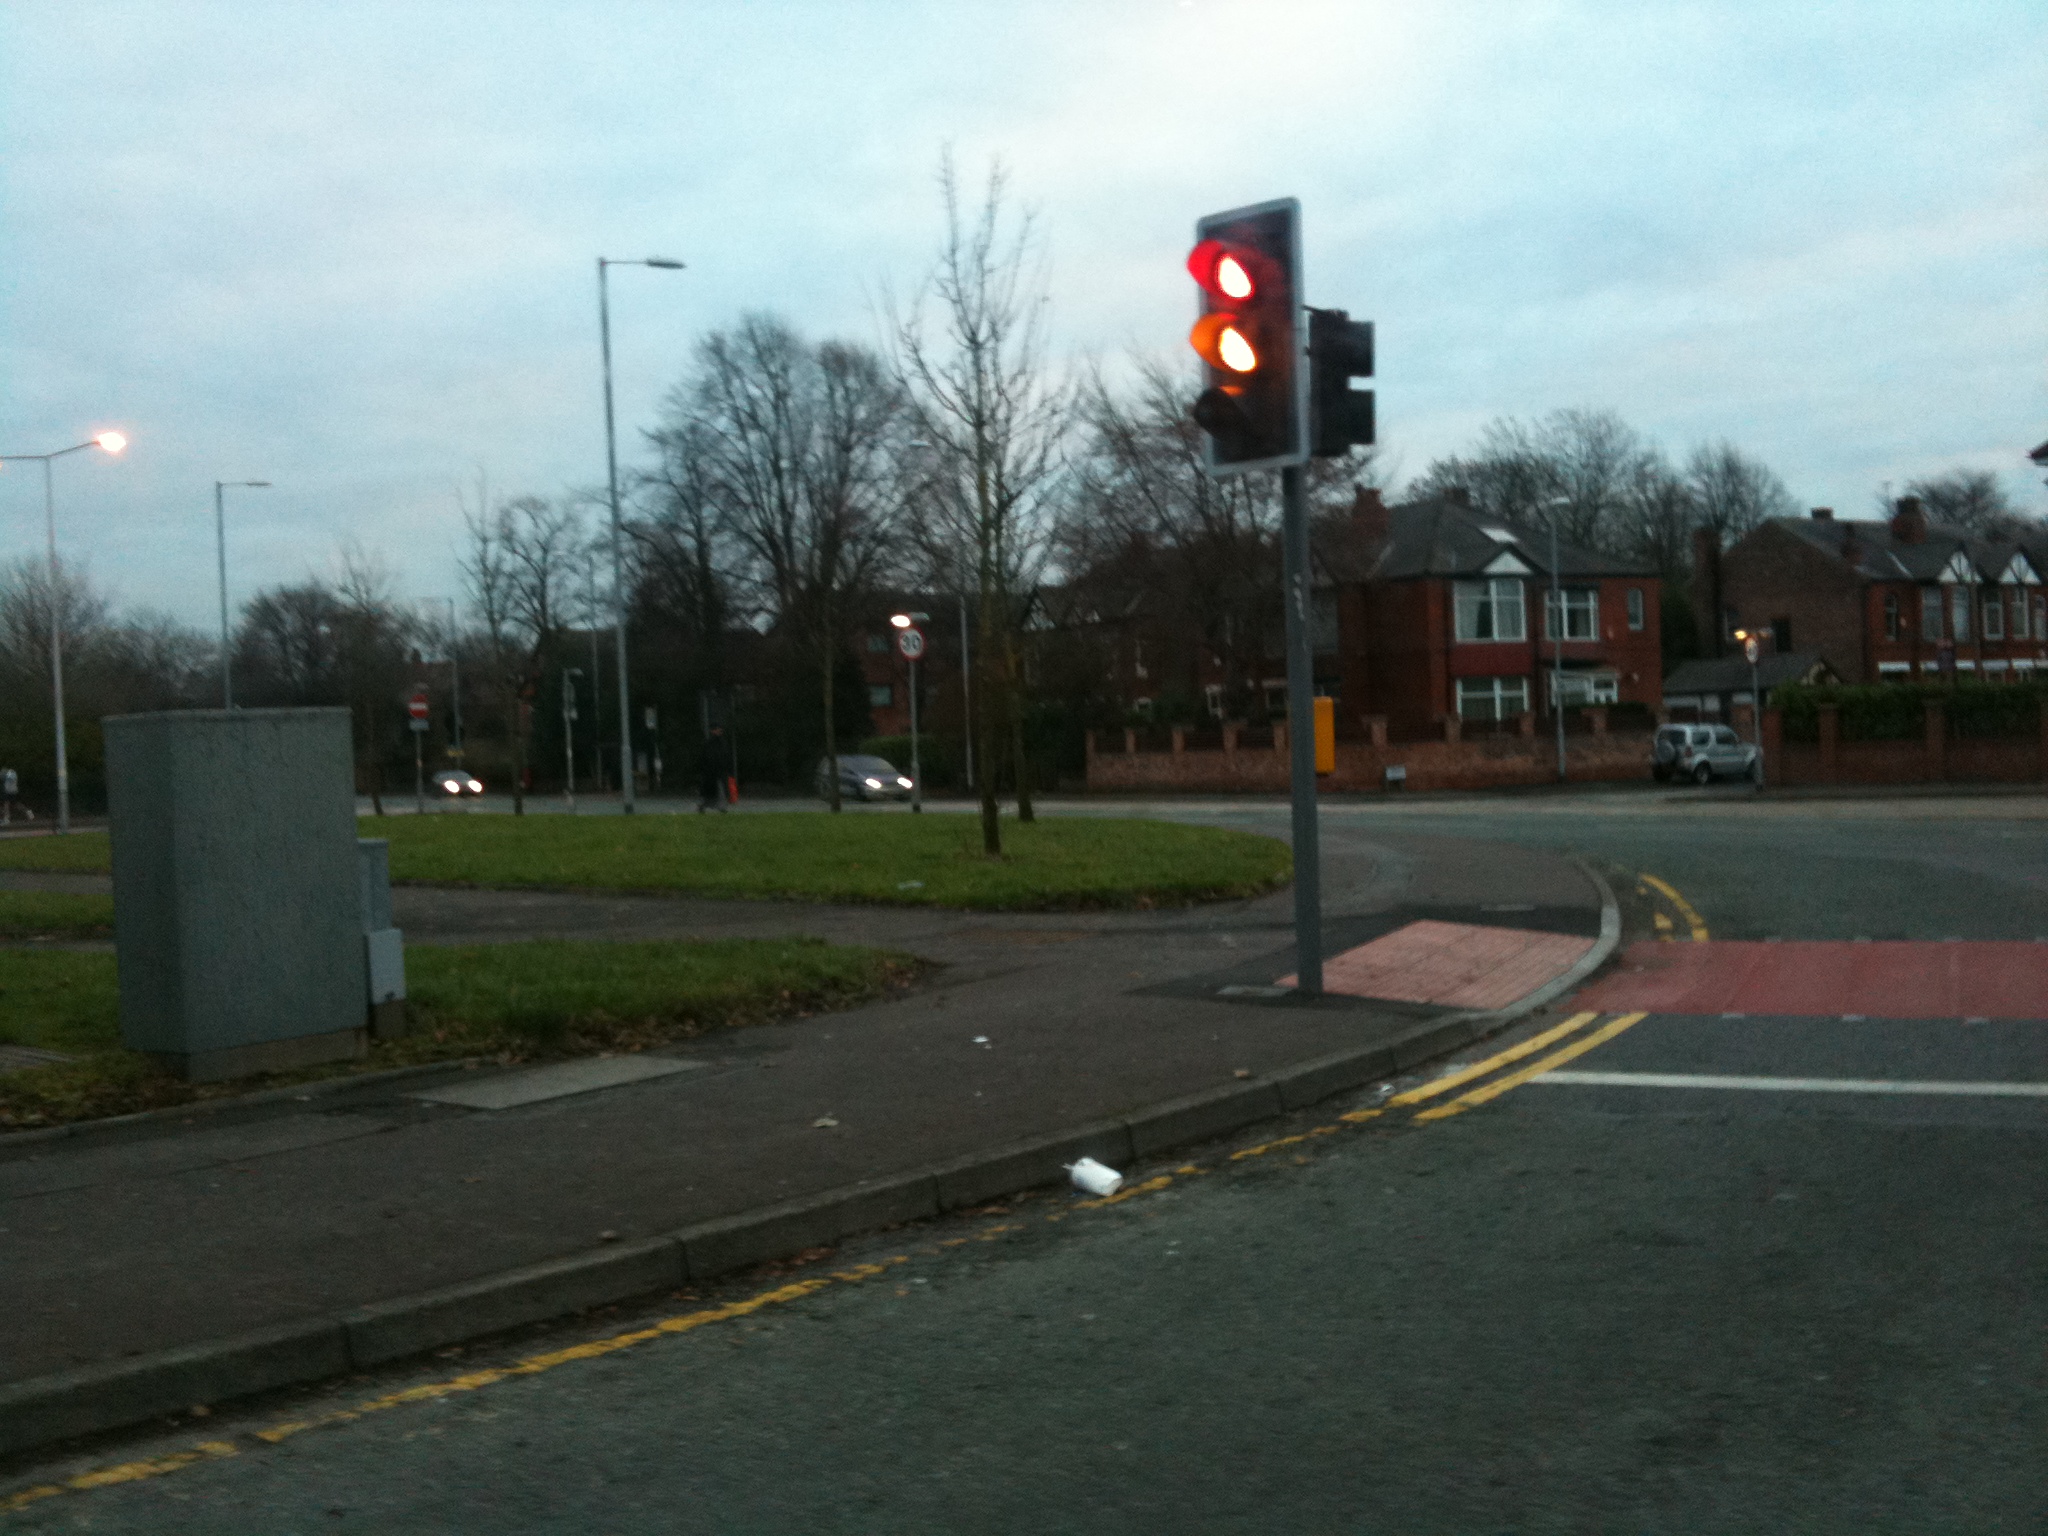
[
  {"left": 1685, "top": 439, "right": 1798, "bottom": 542},
  {"left": 460, "top": 489, "right": 583, "bottom": 815},
  {"left": 667, "top": 316, "right": 902, "bottom": 810},
  {"left": 889, "top": 152, "right": 1069, "bottom": 850},
  {"left": 1904, "top": 469, "right": 2027, "bottom": 536}
]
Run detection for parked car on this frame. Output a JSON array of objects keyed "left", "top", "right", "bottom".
[
  {"left": 1652, "top": 723, "right": 1758, "bottom": 784},
  {"left": 814, "top": 754, "right": 914, "bottom": 803},
  {"left": 431, "top": 769, "right": 486, "bottom": 798}
]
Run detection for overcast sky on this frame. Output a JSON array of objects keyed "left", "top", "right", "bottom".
[{"left": 3, "top": 1, "right": 2043, "bottom": 631}]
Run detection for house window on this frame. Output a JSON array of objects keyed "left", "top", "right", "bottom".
[
  {"left": 1550, "top": 670, "right": 1620, "bottom": 708},
  {"left": 1883, "top": 593, "right": 1901, "bottom": 641},
  {"left": 1771, "top": 616, "right": 1793, "bottom": 654},
  {"left": 1626, "top": 588, "right": 1645, "bottom": 631},
  {"left": 1311, "top": 591, "right": 1340, "bottom": 654},
  {"left": 1204, "top": 684, "right": 1224, "bottom": 719},
  {"left": 2035, "top": 595, "right": 2047, "bottom": 639},
  {"left": 1950, "top": 586, "right": 1972, "bottom": 642},
  {"left": 1543, "top": 587, "right": 1598, "bottom": 642},
  {"left": 1456, "top": 675, "right": 1529, "bottom": 721},
  {"left": 865, "top": 634, "right": 889, "bottom": 654},
  {"left": 2014, "top": 592, "right": 2031, "bottom": 641},
  {"left": 1983, "top": 589, "right": 2005, "bottom": 640},
  {"left": 868, "top": 684, "right": 892, "bottom": 708},
  {"left": 1454, "top": 578, "right": 1526, "bottom": 642},
  {"left": 1920, "top": 588, "right": 1942, "bottom": 641}
]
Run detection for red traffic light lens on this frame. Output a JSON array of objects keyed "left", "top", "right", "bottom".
[
  {"left": 1191, "top": 312, "right": 1258, "bottom": 374},
  {"left": 1187, "top": 239, "right": 1258, "bottom": 303}
]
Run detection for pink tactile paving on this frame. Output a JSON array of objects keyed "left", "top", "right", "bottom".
[{"left": 1279, "top": 920, "right": 1596, "bottom": 1010}]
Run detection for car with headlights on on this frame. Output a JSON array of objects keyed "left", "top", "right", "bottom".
[
  {"left": 814, "top": 754, "right": 914, "bottom": 803},
  {"left": 430, "top": 769, "right": 486, "bottom": 798}
]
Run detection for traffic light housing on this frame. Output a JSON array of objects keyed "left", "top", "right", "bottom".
[
  {"left": 1308, "top": 308, "right": 1374, "bottom": 457},
  {"left": 1187, "top": 197, "right": 1306, "bottom": 474}
]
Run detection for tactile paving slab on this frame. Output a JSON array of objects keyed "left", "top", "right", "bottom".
[{"left": 1281, "top": 920, "right": 1595, "bottom": 1010}]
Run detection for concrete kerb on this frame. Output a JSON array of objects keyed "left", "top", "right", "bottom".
[{"left": 0, "top": 865, "right": 1623, "bottom": 1461}]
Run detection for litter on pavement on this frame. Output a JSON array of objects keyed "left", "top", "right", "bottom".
[{"left": 1067, "top": 1157, "right": 1124, "bottom": 1197}]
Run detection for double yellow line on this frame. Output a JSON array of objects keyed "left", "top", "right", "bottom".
[{"left": 1371, "top": 1010, "right": 1648, "bottom": 1123}]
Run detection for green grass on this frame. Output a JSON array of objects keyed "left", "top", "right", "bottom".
[
  {"left": 0, "top": 815, "right": 1291, "bottom": 910},
  {"left": 0, "top": 890, "right": 114, "bottom": 939},
  {"left": 379, "top": 813, "right": 1289, "bottom": 908},
  {"left": 0, "top": 831, "right": 111, "bottom": 873},
  {"left": 0, "top": 937, "right": 917, "bottom": 1130}
]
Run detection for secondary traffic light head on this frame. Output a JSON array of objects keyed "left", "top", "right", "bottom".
[
  {"left": 1307, "top": 308, "right": 1375, "bottom": 457},
  {"left": 1186, "top": 198, "right": 1305, "bottom": 474}
]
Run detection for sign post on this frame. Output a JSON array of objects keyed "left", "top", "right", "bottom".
[
  {"left": 896, "top": 624, "right": 926, "bottom": 814},
  {"left": 407, "top": 691, "right": 429, "bottom": 813}
]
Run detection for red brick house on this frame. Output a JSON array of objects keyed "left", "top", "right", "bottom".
[
  {"left": 1707, "top": 499, "right": 2048, "bottom": 684},
  {"left": 1313, "top": 488, "right": 1664, "bottom": 739}
]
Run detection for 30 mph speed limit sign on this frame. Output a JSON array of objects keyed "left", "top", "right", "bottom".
[{"left": 895, "top": 626, "right": 926, "bottom": 660}]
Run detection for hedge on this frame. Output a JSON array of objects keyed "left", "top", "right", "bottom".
[{"left": 1773, "top": 680, "right": 2046, "bottom": 743}]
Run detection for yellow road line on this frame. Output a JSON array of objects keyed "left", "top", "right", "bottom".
[
  {"left": 1414, "top": 1013, "right": 1649, "bottom": 1122},
  {"left": 1639, "top": 873, "right": 1709, "bottom": 941},
  {"left": 1381, "top": 1012, "right": 1601, "bottom": 1108}
]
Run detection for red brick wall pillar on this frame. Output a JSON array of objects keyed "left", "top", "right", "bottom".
[
  {"left": 1587, "top": 706, "right": 1608, "bottom": 736},
  {"left": 1517, "top": 711, "right": 1536, "bottom": 738},
  {"left": 1763, "top": 707, "right": 1783, "bottom": 783},
  {"left": 1817, "top": 705, "right": 1839, "bottom": 784},
  {"left": 1123, "top": 728, "right": 1137, "bottom": 755},
  {"left": 1274, "top": 722, "right": 1288, "bottom": 756},
  {"left": 1086, "top": 729, "right": 1097, "bottom": 765},
  {"left": 1440, "top": 714, "right": 1462, "bottom": 745},
  {"left": 1223, "top": 723, "right": 1239, "bottom": 754},
  {"left": 1364, "top": 715, "right": 1388, "bottom": 748},
  {"left": 1171, "top": 726, "right": 1185, "bottom": 755},
  {"left": 1924, "top": 699, "right": 1946, "bottom": 783}
]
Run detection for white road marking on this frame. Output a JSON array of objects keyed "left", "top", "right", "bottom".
[{"left": 1534, "top": 1071, "right": 2048, "bottom": 1098}]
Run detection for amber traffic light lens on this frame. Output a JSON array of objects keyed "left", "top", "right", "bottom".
[{"left": 1190, "top": 312, "right": 1258, "bottom": 374}]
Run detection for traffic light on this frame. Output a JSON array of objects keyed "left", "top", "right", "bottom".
[
  {"left": 1187, "top": 197, "right": 1306, "bottom": 473},
  {"left": 1308, "top": 307, "right": 1374, "bottom": 457}
]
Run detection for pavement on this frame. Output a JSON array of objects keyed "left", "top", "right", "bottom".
[{"left": 0, "top": 820, "right": 1613, "bottom": 1458}]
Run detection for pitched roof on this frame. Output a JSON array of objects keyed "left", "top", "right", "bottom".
[
  {"left": 1763, "top": 515, "right": 2044, "bottom": 584},
  {"left": 1661, "top": 651, "right": 1837, "bottom": 694},
  {"left": 1316, "top": 494, "right": 1653, "bottom": 585}
]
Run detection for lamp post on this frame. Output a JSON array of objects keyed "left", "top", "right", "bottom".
[
  {"left": 1732, "top": 629, "right": 1766, "bottom": 790},
  {"left": 214, "top": 479, "right": 271, "bottom": 707},
  {"left": 0, "top": 431, "right": 127, "bottom": 834},
  {"left": 1540, "top": 495, "right": 1569, "bottom": 782},
  {"left": 892, "top": 612, "right": 930, "bottom": 813},
  {"left": 561, "top": 666, "right": 583, "bottom": 811},
  {"left": 433, "top": 597, "right": 464, "bottom": 761},
  {"left": 597, "top": 254, "right": 685, "bottom": 815}
]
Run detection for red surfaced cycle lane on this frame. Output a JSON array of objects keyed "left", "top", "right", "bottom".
[{"left": 1573, "top": 941, "right": 2048, "bottom": 1020}]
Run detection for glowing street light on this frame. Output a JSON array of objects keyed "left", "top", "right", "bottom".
[{"left": 0, "top": 431, "right": 128, "bottom": 834}]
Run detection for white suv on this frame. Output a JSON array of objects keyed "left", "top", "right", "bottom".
[{"left": 1652, "top": 723, "right": 1759, "bottom": 784}]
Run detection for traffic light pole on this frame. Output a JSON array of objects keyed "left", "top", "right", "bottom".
[{"left": 1279, "top": 463, "right": 1323, "bottom": 995}]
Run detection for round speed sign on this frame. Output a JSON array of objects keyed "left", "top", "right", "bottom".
[{"left": 895, "top": 626, "right": 926, "bottom": 660}]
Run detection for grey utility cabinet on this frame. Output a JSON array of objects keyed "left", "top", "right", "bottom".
[{"left": 105, "top": 708, "right": 370, "bottom": 1081}]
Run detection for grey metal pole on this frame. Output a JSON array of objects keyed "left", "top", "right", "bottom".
[
  {"left": 1280, "top": 463, "right": 1322, "bottom": 995},
  {"left": 414, "top": 726, "right": 425, "bottom": 815},
  {"left": 959, "top": 593, "right": 974, "bottom": 790},
  {"left": 589, "top": 621, "right": 603, "bottom": 790},
  {"left": 443, "top": 598, "right": 464, "bottom": 759},
  {"left": 597, "top": 259, "right": 635, "bottom": 814},
  {"left": 1552, "top": 515, "right": 1566, "bottom": 781},
  {"left": 44, "top": 459, "right": 68, "bottom": 836},
  {"left": 215, "top": 482, "right": 232, "bottom": 707},
  {"left": 1751, "top": 657, "right": 1766, "bottom": 790},
  {"left": 908, "top": 654, "right": 922, "bottom": 813},
  {"left": 562, "top": 667, "right": 579, "bottom": 811}
]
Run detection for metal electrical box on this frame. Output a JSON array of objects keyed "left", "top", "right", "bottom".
[{"left": 104, "top": 708, "right": 369, "bottom": 1082}]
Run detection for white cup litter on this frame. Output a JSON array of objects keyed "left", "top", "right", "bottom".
[{"left": 1066, "top": 1157, "right": 1124, "bottom": 1197}]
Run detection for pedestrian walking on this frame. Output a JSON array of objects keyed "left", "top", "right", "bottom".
[{"left": 698, "top": 724, "right": 732, "bottom": 814}]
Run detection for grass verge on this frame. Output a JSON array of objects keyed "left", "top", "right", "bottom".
[
  {"left": 0, "top": 890, "right": 113, "bottom": 940},
  {"left": 0, "top": 815, "right": 1290, "bottom": 909},
  {"left": 0, "top": 938, "right": 919, "bottom": 1131}
]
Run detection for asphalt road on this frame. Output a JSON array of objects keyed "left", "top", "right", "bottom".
[{"left": 7, "top": 792, "right": 2044, "bottom": 1532}]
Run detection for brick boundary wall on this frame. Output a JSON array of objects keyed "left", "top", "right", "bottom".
[
  {"left": 1086, "top": 719, "right": 1658, "bottom": 795},
  {"left": 1765, "top": 704, "right": 2048, "bottom": 787}
]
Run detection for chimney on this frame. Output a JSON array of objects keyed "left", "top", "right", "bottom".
[
  {"left": 1350, "top": 484, "right": 1390, "bottom": 545},
  {"left": 1890, "top": 496, "right": 1927, "bottom": 545},
  {"left": 1442, "top": 485, "right": 1471, "bottom": 508},
  {"left": 1810, "top": 507, "right": 1833, "bottom": 520}
]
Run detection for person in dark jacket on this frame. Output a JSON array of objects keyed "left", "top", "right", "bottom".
[{"left": 698, "top": 725, "right": 732, "bottom": 813}]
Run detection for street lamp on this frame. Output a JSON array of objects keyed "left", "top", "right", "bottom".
[
  {"left": 561, "top": 666, "right": 583, "bottom": 812},
  {"left": 214, "top": 480, "right": 271, "bottom": 707},
  {"left": 1539, "top": 495, "right": 1569, "bottom": 783},
  {"left": 1731, "top": 629, "right": 1766, "bottom": 790},
  {"left": 597, "top": 254, "right": 685, "bottom": 815},
  {"left": 0, "top": 430, "right": 128, "bottom": 834},
  {"left": 891, "top": 611, "right": 930, "bottom": 813}
]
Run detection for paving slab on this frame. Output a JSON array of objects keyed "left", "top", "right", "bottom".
[{"left": 411, "top": 1054, "right": 710, "bottom": 1110}]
